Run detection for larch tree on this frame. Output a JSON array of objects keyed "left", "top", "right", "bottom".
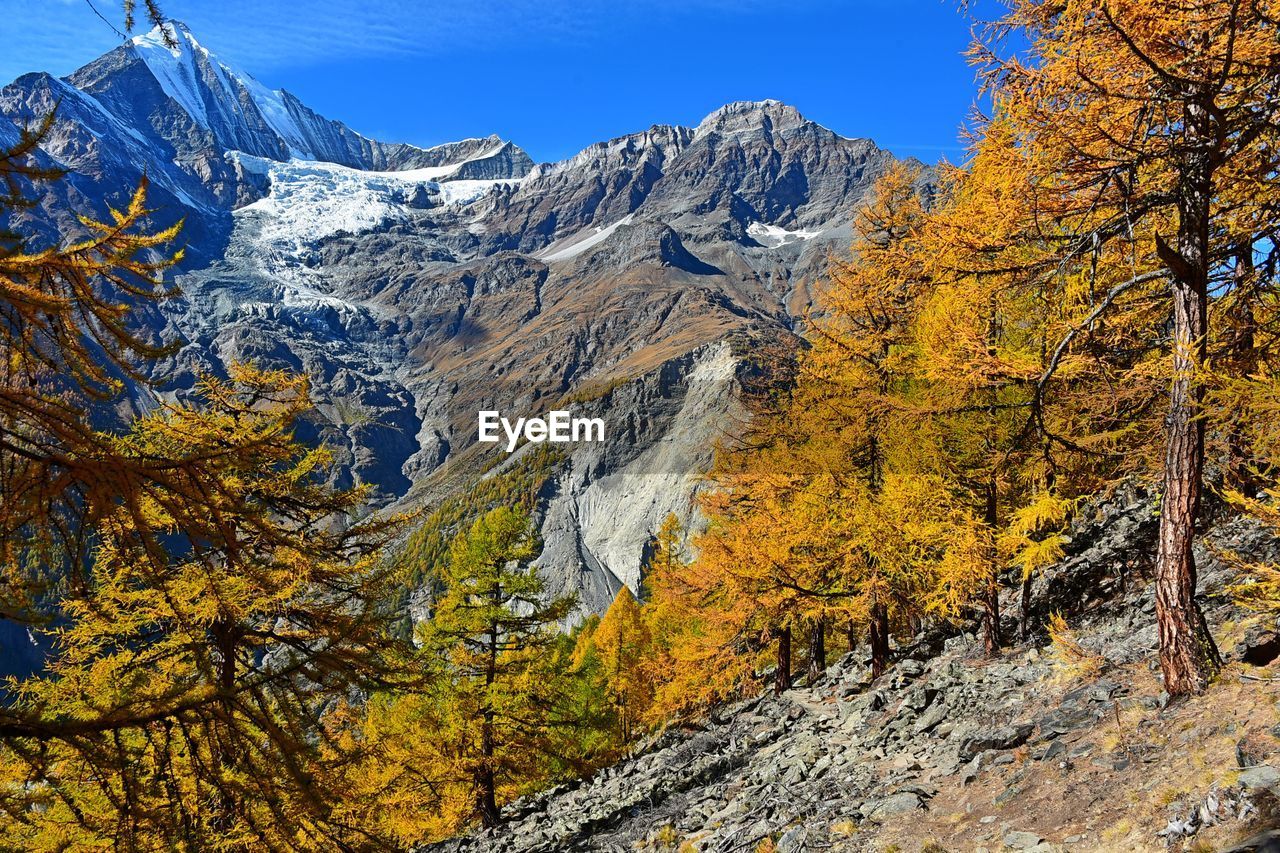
[
  {"left": 802, "top": 163, "right": 994, "bottom": 673},
  {"left": 804, "top": 163, "right": 934, "bottom": 666},
  {"left": 0, "top": 88, "right": 416, "bottom": 848},
  {"left": 642, "top": 500, "right": 785, "bottom": 716},
  {"left": 973, "top": 0, "right": 1280, "bottom": 694},
  {"left": 592, "top": 586, "right": 653, "bottom": 741},
  {"left": 0, "top": 367, "right": 412, "bottom": 849},
  {"left": 913, "top": 123, "right": 1068, "bottom": 654},
  {"left": 414, "top": 507, "right": 576, "bottom": 829},
  {"left": 645, "top": 165, "right": 998, "bottom": 691}
]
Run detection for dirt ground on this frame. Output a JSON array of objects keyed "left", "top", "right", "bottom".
[{"left": 865, "top": 649, "right": 1280, "bottom": 853}]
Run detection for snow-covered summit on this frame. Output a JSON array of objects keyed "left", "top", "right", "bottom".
[
  {"left": 130, "top": 22, "right": 316, "bottom": 158},
  {"left": 112, "top": 21, "right": 534, "bottom": 176}
]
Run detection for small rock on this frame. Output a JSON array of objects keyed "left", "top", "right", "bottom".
[
  {"left": 862, "top": 791, "right": 924, "bottom": 821},
  {"left": 775, "top": 826, "right": 806, "bottom": 853},
  {"left": 898, "top": 783, "right": 938, "bottom": 799},
  {"left": 1003, "top": 829, "right": 1045, "bottom": 849},
  {"left": 994, "top": 783, "right": 1023, "bottom": 806},
  {"left": 1238, "top": 737, "right": 1259, "bottom": 768},
  {"left": 1238, "top": 765, "right": 1280, "bottom": 795},
  {"left": 959, "top": 722, "right": 1036, "bottom": 760},
  {"left": 914, "top": 701, "right": 949, "bottom": 734},
  {"left": 1236, "top": 625, "right": 1280, "bottom": 666},
  {"left": 1037, "top": 740, "right": 1067, "bottom": 762},
  {"left": 898, "top": 659, "right": 926, "bottom": 679}
]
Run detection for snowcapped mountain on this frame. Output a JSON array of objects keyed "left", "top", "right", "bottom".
[
  {"left": 78, "top": 21, "right": 534, "bottom": 174},
  {"left": 0, "top": 22, "right": 918, "bottom": 614}
]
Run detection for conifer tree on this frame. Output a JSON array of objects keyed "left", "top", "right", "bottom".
[
  {"left": 972, "top": 0, "right": 1280, "bottom": 694},
  {"left": 643, "top": 167, "right": 998, "bottom": 695},
  {"left": 0, "top": 99, "right": 416, "bottom": 847},
  {"left": 416, "top": 507, "right": 575, "bottom": 828},
  {"left": 564, "top": 613, "right": 629, "bottom": 759},
  {"left": 592, "top": 586, "right": 653, "bottom": 741},
  {"left": 643, "top": 508, "right": 782, "bottom": 717},
  {"left": 0, "top": 367, "right": 413, "bottom": 848}
]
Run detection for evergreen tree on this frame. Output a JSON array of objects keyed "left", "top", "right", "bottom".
[
  {"left": 972, "top": 0, "right": 1280, "bottom": 694},
  {"left": 592, "top": 586, "right": 652, "bottom": 741},
  {"left": 416, "top": 507, "right": 575, "bottom": 828}
]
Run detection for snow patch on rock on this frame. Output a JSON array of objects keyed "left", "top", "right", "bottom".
[
  {"left": 747, "top": 221, "right": 821, "bottom": 248},
  {"left": 537, "top": 214, "right": 636, "bottom": 263},
  {"left": 232, "top": 152, "right": 523, "bottom": 247}
]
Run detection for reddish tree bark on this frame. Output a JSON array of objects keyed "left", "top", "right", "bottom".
[
  {"left": 1152, "top": 90, "right": 1222, "bottom": 697},
  {"left": 869, "top": 602, "right": 890, "bottom": 679},
  {"left": 774, "top": 626, "right": 792, "bottom": 694},
  {"left": 807, "top": 619, "right": 826, "bottom": 682}
]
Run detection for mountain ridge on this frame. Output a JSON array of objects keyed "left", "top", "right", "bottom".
[{"left": 0, "top": 22, "right": 916, "bottom": 615}]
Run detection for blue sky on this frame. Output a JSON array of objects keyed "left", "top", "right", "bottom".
[{"left": 2, "top": 0, "right": 995, "bottom": 164}]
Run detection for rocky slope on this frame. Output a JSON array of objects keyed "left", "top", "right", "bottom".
[
  {"left": 1, "top": 21, "right": 914, "bottom": 614},
  {"left": 428, "top": 486, "right": 1280, "bottom": 852}
]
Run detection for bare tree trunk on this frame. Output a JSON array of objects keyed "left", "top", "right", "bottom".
[
  {"left": 476, "top": 746, "right": 499, "bottom": 827},
  {"left": 807, "top": 619, "right": 826, "bottom": 682},
  {"left": 478, "top": 620, "right": 501, "bottom": 827},
  {"left": 869, "top": 602, "right": 890, "bottom": 680},
  {"left": 982, "top": 579, "right": 1001, "bottom": 656},
  {"left": 1152, "top": 91, "right": 1222, "bottom": 697},
  {"left": 774, "top": 625, "right": 792, "bottom": 694},
  {"left": 983, "top": 478, "right": 1002, "bottom": 656},
  {"left": 847, "top": 620, "right": 857, "bottom": 653},
  {"left": 1019, "top": 573, "right": 1033, "bottom": 641}
]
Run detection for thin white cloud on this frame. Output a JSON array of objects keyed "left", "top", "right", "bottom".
[{"left": 0, "top": 0, "right": 834, "bottom": 83}]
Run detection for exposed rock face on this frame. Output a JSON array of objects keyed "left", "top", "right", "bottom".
[
  {"left": 64, "top": 23, "right": 532, "bottom": 174},
  {"left": 529, "top": 343, "right": 741, "bottom": 607},
  {"left": 425, "top": 489, "right": 1280, "bottom": 853},
  {"left": 0, "top": 22, "right": 912, "bottom": 613}
]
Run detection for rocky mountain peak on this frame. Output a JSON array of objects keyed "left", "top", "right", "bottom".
[
  {"left": 694, "top": 99, "right": 816, "bottom": 139},
  {"left": 529, "top": 123, "right": 692, "bottom": 181},
  {"left": 131, "top": 19, "right": 198, "bottom": 52},
  {"left": 0, "top": 34, "right": 911, "bottom": 615},
  {"left": 125, "top": 19, "right": 331, "bottom": 160},
  {"left": 53, "top": 23, "right": 532, "bottom": 179}
]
